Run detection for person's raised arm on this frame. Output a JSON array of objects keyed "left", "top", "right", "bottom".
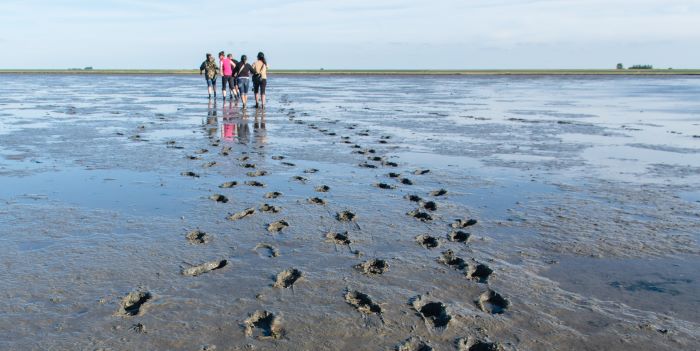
[{"left": 200, "top": 61, "right": 205, "bottom": 75}]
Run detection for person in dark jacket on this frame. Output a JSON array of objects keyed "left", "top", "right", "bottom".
[
  {"left": 199, "top": 53, "right": 218, "bottom": 99},
  {"left": 235, "top": 55, "right": 254, "bottom": 109}
]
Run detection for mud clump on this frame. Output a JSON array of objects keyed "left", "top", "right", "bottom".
[
  {"left": 375, "top": 182, "right": 396, "bottom": 189},
  {"left": 194, "top": 148, "right": 209, "bottom": 154},
  {"left": 307, "top": 197, "right": 327, "bottom": 205},
  {"left": 219, "top": 181, "right": 238, "bottom": 188},
  {"left": 244, "top": 310, "right": 283, "bottom": 339},
  {"left": 336, "top": 211, "right": 357, "bottom": 221},
  {"left": 400, "top": 178, "right": 414, "bottom": 185},
  {"left": 430, "top": 189, "right": 448, "bottom": 197},
  {"left": 449, "top": 230, "right": 471, "bottom": 243},
  {"left": 476, "top": 290, "right": 509, "bottom": 314},
  {"left": 411, "top": 297, "right": 452, "bottom": 329},
  {"left": 264, "top": 192, "right": 282, "bottom": 199},
  {"left": 405, "top": 194, "right": 423, "bottom": 202},
  {"left": 396, "top": 336, "right": 433, "bottom": 351},
  {"left": 271, "top": 155, "right": 285, "bottom": 160},
  {"left": 281, "top": 162, "right": 296, "bottom": 167},
  {"left": 326, "top": 231, "right": 351, "bottom": 245},
  {"left": 304, "top": 168, "right": 319, "bottom": 174},
  {"left": 382, "top": 161, "right": 399, "bottom": 167},
  {"left": 453, "top": 218, "right": 478, "bottom": 228},
  {"left": 254, "top": 243, "right": 280, "bottom": 258},
  {"left": 315, "top": 185, "right": 331, "bottom": 192},
  {"left": 414, "top": 169, "right": 430, "bottom": 175},
  {"left": 345, "top": 291, "right": 382, "bottom": 315},
  {"left": 116, "top": 290, "right": 152, "bottom": 316},
  {"left": 355, "top": 259, "right": 389, "bottom": 275},
  {"left": 456, "top": 337, "right": 502, "bottom": 351},
  {"left": 467, "top": 262, "right": 493, "bottom": 283},
  {"left": 416, "top": 235, "right": 439, "bottom": 249},
  {"left": 388, "top": 172, "right": 401, "bottom": 178},
  {"left": 241, "top": 163, "right": 257, "bottom": 169},
  {"left": 247, "top": 170, "right": 268, "bottom": 177},
  {"left": 203, "top": 161, "right": 217, "bottom": 168},
  {"left": 359, "top": 162, "right": 378, "bottom": 168},
  {"left": 209, "top": 194, "right": 229, "bottom": 203},
  {"left": 186, "top": 230, "right": 211, "bottom": 244},
  {"left": 260, "top": 204, "right": 281, "bottom": 213},
  {"left": 407, "top": 209, "right": 433, "bottom": 222},
  {"left": 228, "top": 208, "right": 256, "bottom": 221},
  {"left": 181, "top": 171, "right": 200, "bottom": 178},
  {"left": 182, "top": 260, "right": 228, "bottom": 277},
  {"left": 292, "top": 175, "right": 308, "bottom": 183},
  {"left": 274, "top": 268, "right": 302, "bottom": 288},
  {"left": 439, "top": 250, "right": 467, "bottom": 270},
  {"left": 245, "top": 181, "right": 265, "bottom": 187},
  {"left": 267, "top": 220, "right": 289, "bottom": 233},
  {"left": 186, "top": 155, "right": 201, "bottom": 160},
  {"left": 422, "top": 201, "right": 437, "bottom": 211}
]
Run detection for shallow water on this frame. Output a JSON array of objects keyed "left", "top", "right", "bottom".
[{"left": 0, "top": 74, "right": 699, "bottom": 350}]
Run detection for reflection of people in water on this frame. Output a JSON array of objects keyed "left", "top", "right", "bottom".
[
  {"left": 254, "top": 109, "right": 267, "bottom": 145},
  {"left": 206, "top": 99, "right": 218, "bottom": 138},
  {"left": 237, "top": 110, "right": 250, "bottom": 144}
]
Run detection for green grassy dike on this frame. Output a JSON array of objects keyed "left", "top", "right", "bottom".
[{"left": 1, "top": 69, "right": 699, "bottom": 75}]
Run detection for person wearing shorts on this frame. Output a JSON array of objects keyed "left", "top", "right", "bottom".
[
  {"left": 199, "top": 53, "right": 218, "bottom": 99},
  {"left": 252, "top": 52, "right": 268, "bottom": 109},
  {"left": 219, "top": 51, "right": 234, "bottom": 101},
  {"left": 235, "top": 55, "right": 254, "bottom": 109}
]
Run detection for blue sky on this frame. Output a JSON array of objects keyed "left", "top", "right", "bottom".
[{"left": 0, "top": 0, "right": 698, "bottom": 69}]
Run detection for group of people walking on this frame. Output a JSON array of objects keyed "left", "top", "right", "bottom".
[{"left": 200, "top": 51, "right": 268, "bottom": 109}]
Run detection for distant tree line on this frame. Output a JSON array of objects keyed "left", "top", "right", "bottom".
[{"left": 616, "top": 63, "right": 654, "bottom": 70}]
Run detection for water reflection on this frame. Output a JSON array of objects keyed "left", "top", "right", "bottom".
[
  {"left": 206, "top": 99, "right": 218, "bottom": 138},
  {"left": 254, "top": 109, "right": 267, "bottom": 145}
]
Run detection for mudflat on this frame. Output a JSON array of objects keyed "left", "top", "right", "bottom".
[{"left": 0, "top": 74, "right": 699, "bottom": 350}]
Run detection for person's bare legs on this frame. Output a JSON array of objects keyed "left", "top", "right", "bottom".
[{"left": 261, "top": 94, "right": 266, "bottom": 109}]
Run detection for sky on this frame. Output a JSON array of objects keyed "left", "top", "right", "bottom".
[{"left": 0, "top": 0, "right": 698, "bottom": 69}]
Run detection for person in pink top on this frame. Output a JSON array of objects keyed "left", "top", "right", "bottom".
[{"left": 218, "top": 51, "right": 234, "bottom": 101}]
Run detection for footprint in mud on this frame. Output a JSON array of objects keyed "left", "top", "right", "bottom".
[
  {"left": 186, "top": 230, "right": 211, "bottom": 244},
  {"left": 466, "top": 261, "right": 493, "bottom": 283},
  {"left": 260, "top": 204, "right": 282, "bottom": 213},
  {"left": 422, "top": 201, "right": 437, "bottom": 211},
  {"left": 326, "top": 231, "right": 352, "bottom": 245},
  {"left": 281, "top": 162, "right": 296, "bottom": 167},
  {"left": 292, "top": 175, "right": 308, "bottom": 183},
  {"left": 439, "top": 250, "right": 467, "bottom": 270},
  {"left": 244, "top": 310, "right": 283, "bottom": 339},
  {"left": 456, "top": 337, "right": 501, "bottom": 351},
  {"left": 264, "top": 191, "right": 282, "bottom": 199},
  {"left": 241, "top": 163, "right": 257, "bottom": 169},
  {"left": 452, "top": 218, "right": 478, "bottom": 228},
  {"left": 254, "top": 243, "right": 280, "bottom": 258},
  {"left": 182, "top": 260, "right": 228, "bottom": 277},
  {"left": 315, "top": 185, "right": 330, "bottom": 193},
  {"left": 414, "top": 169, "right": 430, "bottom": 175},
  {"left": 194, "top": 148, "right": 209, "bottom": 154},
  {"left": 400, "top": 178, "right": 414, "bottom": 185},
  {"left": 476, "top": 290, "right": 509, "bottom": 314},
  {"left": 245, "top": 181, "right": 266, "bottom": 187},
  {"left": 228, "top": 208, "right": 256, "bottom": 221},
  {"left": 219, "top": 181, "right": 238, "bottom": 188},
  {"left": 405, "top": 194, "right": 423, "bottom": 203},
  {"left": 130, "top": 322, "right": 146, "bottom": 334},
  {"left": 416, "top": 235, "right": 440, "bottom": 249},
  {"left": 430, "top": 189, "right": 448, "bottom": 197},
  {"left": 359, "top": 162, "right": 378, "bottom": 168},
  {"left": 375, "top": 182, "right": 396, "bottom": 190},
  {"left": 382, "top": 161, "right": 399, "bottom": 167},
  {"left": 247, "top": 170, "right": 268, "bottom": 177},
  {"left": 203, "top": 161, "right": 217, "bottom": 168},
  {"left": 273, "top": 268, "right": 302, "bottom": 288},
  {"left": 449, "top": 230, "right": 471, "bottom": 243},
  {"left": 181, "top": 171, "right": 200, "bottom": 178},
  {"left": 186, "top": 155, "right": 201, "bottom": 160},
  {"left": 307, "top": 197, "right": 327, "bottom": 205},
  {"left": 354, "top": 259, "right": 389, "bottom": 275},
  {"left": 209, "top": 194, "right": 229, "bottom": 203},
  {"left": 336, "top": 211, "right": 356, "bottom": 222},
  {"left": 303, "top": 168, "right": 319, "bottom": 174},
  {"left": 116, "top": 290, "right": 152, "bottom": 317},
  {"left": 271, "top": 155, "right": 285, "bottom": 160},
  {"left": 221, "top": 146, "right": 232, "bottom": 155},
  {"left": 388, "top": 172, "right": 401, "bottom": 178},
  {"left": 410, "top": 296, "right": 452, "bottom": 329},
  {"left": 396, "top": 336, "right": 433, "bottom": 351},
  {"left": 407, "top": 209, "right": 433, "bottom": 222},
  {"left": 267, "top": 220, "right": 289, "bottom": 233},
  {"left": 344, "top": 291, "right": 382, "bottom": 315}
]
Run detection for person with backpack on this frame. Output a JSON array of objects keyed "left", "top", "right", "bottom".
[
  {"left": 252, "top": 52, "right": 268, "bottom": 109},
  {"left": 226, "top": 53, "right": 240, "bottom": 100},
  {"left": 235, "top": 55, "right": 254, "bottom": 109},
  {"left": 218, "top": 51, "right": 234, "bottom": 101},
  {"left": 199, "top": 53, "right": 218, "bottom": 99}
]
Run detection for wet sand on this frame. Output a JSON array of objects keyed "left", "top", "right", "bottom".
[{"left": 0, "top": 74, "right": 699, "bottom": 350}]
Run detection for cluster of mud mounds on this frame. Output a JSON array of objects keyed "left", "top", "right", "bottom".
[
  {"left": 244, "top": 310, "right": 283, "bottom": 339},
  {"left": 182, "top": 260, "right": 228, "bottom": 277},
  {"left": 476, "top": 290, "right": 509, "bottom": 314},
  {"left": 274, "top": 268, "right": 302, "bottom": 288},
  {"left": 416, "top": 235, "right": 440, "bottom": 249},
  {"left": 186, "top": 230, "right": 211, "bottom": 244},
  {"left": 116, "top": 290, "right": 152, "bottom": 317},
  {"left": 355, "top": 259, "right": 389, "bottom": 275},
  {"left": 411, "top": 296, "right": 452, "bottom": 329},
  {"left": 396, "top": 336, "right": 433, "bottom": 351},
  {"left": 267, "top": 220, "right": 289, "bottom": 233},
  {"left": 345, "top": 291, "right": 382, "bottom": 315},
  {"left": 228, "top": 208, "right": 256, "bottom": 221}
]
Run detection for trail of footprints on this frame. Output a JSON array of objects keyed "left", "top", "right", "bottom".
[{"left": 120, "top": 108, "right": 509, "bottom": 349}]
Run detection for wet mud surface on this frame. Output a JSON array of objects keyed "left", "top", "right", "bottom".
[{"left": 1, "top": 74, "right": 699, "bottom": 350}]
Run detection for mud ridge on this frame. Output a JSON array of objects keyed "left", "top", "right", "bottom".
[
  {"left": 449, "top": 230, "right": 471, "bottom": 243},
  {"left": 245, "top": 181, "right": 265, "bottom": 187},
  {"left": 186, "top": 230, "right": 211, "bottom": 244},
  {"left": 274, "top": 268, "right": 302, "bottom": 288},
  {"left": 438, "top": 250, "right": 467, "bottom": 270},
  {"left": 336, "top": 211, "right": 357, "bottom": 221},
  {"left": 182, "top": 260, "right": 228, "bottom": 277},
  {"left": 264, "top": 191, "right": 282, "bottom": 199},
  {"left": 407, "top": 209, "right": 433, "bottom": 221},
  {"left": 315, "top": 185, "right": 330, "bottom": 192},
  {"left": 410, "top": 296, "right": 452, "bottom": 329},
  {"left": 228, "top": 208, "right": 256, "bottom": 221},
  {"left": 219, "top": 181, "right": 238, "bottom": 188},
  {"left": 267, "top": 220, "right": 289, "bottom": 233},
  {"left": 326, "top": 231, "right": 351, "bottom": 245},
  {"left": 181, "top": 171, "right": 200, "bottom": 178},
  {"left": 247, "top": 170, "right": 268, "bottom": 177},
  {"left": 345, "top": 290, "right": 382, "bottom": 315},
  {"left": 307, "top": 197, "right": 327, "bottom": 205},
  {"left": 260, "top": 204, "right": 281, "bottom": 213},
  {"left": 453, "top": 218, "right": 478, "bottom": 228},
  {"left": 430, "top": 189, "right": 448, "bottom": 197},
  {"left": 209, "top": 194, "right": 229, "bottom": 203},
  {"left": 116, "top": 290, "right": 152, "bottom": 317},
  {"left": 466, "top": 261, "right": 493, "bottom": 283},
  {"left": 355, "top": 259, "right": 389, "bottom": 274},
  {"left": 244, "top": 310, "right": 283, "bottom": 339},
  {"left": 476, "top": 290, "right": 509, "bottom": 314}
]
